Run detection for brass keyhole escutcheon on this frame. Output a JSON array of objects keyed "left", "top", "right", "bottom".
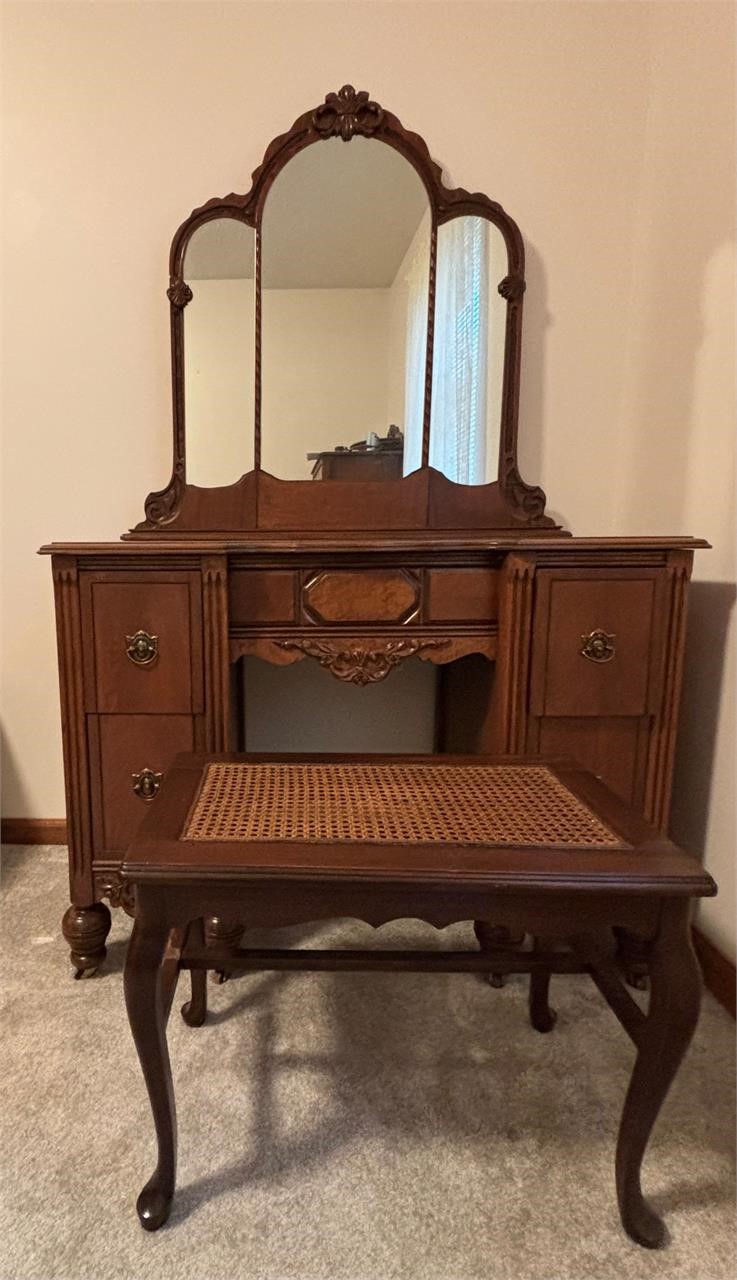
[
  {"left": 580, "top": 629, "right": 616, "bottom": 663},
  {"left": 132, "top": 768, "right": 162, "bottom": 801},
  {"left": 126, "top": 630, "right": 159, "bottom": 666}
]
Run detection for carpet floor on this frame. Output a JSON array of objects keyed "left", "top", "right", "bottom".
[{"left": 2, "top": 843, "right": 735, "bottom": 1280}]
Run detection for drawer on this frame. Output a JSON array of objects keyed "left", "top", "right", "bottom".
[
  {"left": 530, "top": 716, "right": 649, "bottom": 809},
  {"left": 426, "top": 569, "right": 499, "bottom": 623},
  {"left": 529, "top": 570, "right": 665, "bottom": 718},
  {"left": 80, "top": 572, "right": 203, "bottom": 713},
  {"left": 89, "top": 714, "right": 198, "bottom": 854},
  {"left": 229, "top": 570, "right": 297, "bottom": 626}
]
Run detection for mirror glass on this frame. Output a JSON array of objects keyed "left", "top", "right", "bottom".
[
  {"left": 260, "top": 137, "right": 431, "bottom": 480},
  {"left": 429, "top": 216, "right": 507, "bottom": 484},
  {"left": 183, "top": 217, "right": 256, "bottom": 486}
]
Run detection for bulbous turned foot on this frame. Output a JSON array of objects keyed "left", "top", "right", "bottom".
[
  {"left": 204, "top": 914, "right": 242, "bottom": 988},
  {"left": 474, "top": 921, "right": 523, "bottom": 990},
  {"left": 615, "top": 927, "right": 650, "bottom": 991},
  {"left": 62, "top": 902, "right": 112, "bottom": 977},
  {"left": 136, "top": 1176, "right": 173, "bottom": 1231}
]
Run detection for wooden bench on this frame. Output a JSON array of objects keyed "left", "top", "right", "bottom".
[{"left": 121, "top": 752, "right": 716, "bottom": 1245}]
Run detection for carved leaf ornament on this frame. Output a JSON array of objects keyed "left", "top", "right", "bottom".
[
  {"left": 278, "top": 638, "right": 446, "bottom": 684},
  {"left": 312, "top": 85, "right": 384, "bottom": 140}
]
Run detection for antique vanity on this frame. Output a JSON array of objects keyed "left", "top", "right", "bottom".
[{"left": 41, "top": 85, "right": 706, "bottom": 976}]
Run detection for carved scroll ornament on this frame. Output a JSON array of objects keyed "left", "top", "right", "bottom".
[{"left": 276, "top": 637, "right": 449, "bottom": 685}]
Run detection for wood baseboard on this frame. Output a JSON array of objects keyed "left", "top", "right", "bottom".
[
  {"left": 1, "top": 818, "right": 67, "bottom": 845},
  {"left": 693, "top": 927, "right": 736, "bottom": 1019}
]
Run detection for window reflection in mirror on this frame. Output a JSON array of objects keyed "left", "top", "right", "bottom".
[
  {"left": 183, "top": 218, "right": 255, "bottom": 486},
  {"left": 260, "top": 137, "right": 430, "bottom": 481},
  {"left": 430, "top": 216, "right": 507, "bottom": 484}
]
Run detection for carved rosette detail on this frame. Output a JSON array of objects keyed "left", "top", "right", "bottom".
[
  {"left": 277, "top": 638, "right": 448, "bottom": 685},
  {"left": 312, "top": 85, "right": 384, "bottom": 140},
  {"left": 498, "top": 274, "right": 526, "bottom": 303},
  {"left": 167, "top": 276, "right": 193, "bottom": 309}
]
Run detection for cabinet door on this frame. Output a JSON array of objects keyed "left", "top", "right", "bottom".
[
  {"left": 80, "top": 572, "right": 203, "bottom": 714},
  {"left": 528, "top": 569, "right": 667, "bottom": 808}
]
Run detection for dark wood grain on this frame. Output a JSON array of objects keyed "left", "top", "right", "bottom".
[
  {"left": 0, "top": 818, "right": 67, "bottom": 844},
  {"left": 135, "top": 85, "right": 554, "bottom": 535},
  {"left": 121, "top": 752, "right": 715, "bottom": 1243}
]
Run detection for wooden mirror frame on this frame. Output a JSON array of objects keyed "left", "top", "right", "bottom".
[{"left": 134, "top": 85, "right": 556, "bottom": 536}]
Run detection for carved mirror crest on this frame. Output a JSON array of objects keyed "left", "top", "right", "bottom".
[{"left": 137, "top": 85, "right": 553, "bottom": 534}]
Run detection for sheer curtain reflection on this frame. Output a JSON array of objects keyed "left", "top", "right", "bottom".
[{"left": 404, "top": 217, "right": 489, "bottom": 482}]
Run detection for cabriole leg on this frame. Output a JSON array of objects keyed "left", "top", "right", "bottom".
[
  {"left": 62, "top": 902, "right": 112, "bottom": 977},
  {"left": 124, "top": 917, "right": 178, "bottom": 1231},
  {"left": 529, "top": 937, "right": 557, "bottom": 1032},
  {"left": 181, "top": 918, "right": 207, "bottom": 1027},
  {"left": 615, "top": 900, "right": 701, "bottom": 1248}
]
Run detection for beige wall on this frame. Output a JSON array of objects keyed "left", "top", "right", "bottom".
[
  {"left": 261, "top": 287, "right": 392, "bottom": 478},
  {"left": 185, "top": 278, "right": 256, "bottom": 486},
  {"left": 2, "top": 2, "right": 734, "bottom": 956}
]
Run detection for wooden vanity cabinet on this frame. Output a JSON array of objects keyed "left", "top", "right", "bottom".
[
  {"left": 42, "top": 85, "right": 705, "bottom": 976},
  {"left": 44, "top": 536, "right": 698, "bottom": 970}
]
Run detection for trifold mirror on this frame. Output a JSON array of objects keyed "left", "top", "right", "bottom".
[{"left": 139, "top": 85, "right": 552, "bottom": 532}]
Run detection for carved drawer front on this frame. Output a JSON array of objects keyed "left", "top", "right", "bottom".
[
  {"left": 529, "top": 570, "right": 666, "bottom": 718},
  {"left": 301, "top": 569, "right": 420, "bottom": 626},
  {"left": 89, "top": 714, "right": 196, "bottom": 854},
  {"left": 80, "top": 573, "right": 202, "bottom": 713}
]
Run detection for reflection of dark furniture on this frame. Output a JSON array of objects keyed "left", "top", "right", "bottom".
[
  {"left": 123, "top": 751, "right": 714, "bottom": 1242},
  {"left": 309, "top": 448, "right": 404, "bottom": 481}
]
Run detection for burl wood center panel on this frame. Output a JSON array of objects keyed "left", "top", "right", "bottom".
[{"left": 302, "top": 569, "right": 420, "bottom": 625}]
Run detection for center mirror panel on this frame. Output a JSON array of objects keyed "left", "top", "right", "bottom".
[
  {"left": 260, "top": 137, "right": 431, "bottom": 481},
  {"left": 183, "top": 217, "right": 256, "bottom": 487}
]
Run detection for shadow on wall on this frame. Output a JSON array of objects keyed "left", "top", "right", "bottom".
[
  {"left": 0, "top": 725, "right": 33, "bottom": 820},
  {"left": 517, "top": 240, "right": 562, "bottom": 523},
  {"left": 670, "top": 580, "right": 736, "bottom": 854}
]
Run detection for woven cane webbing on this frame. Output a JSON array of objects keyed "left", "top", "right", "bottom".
[{"left": 182, "top": 762, "right": 621, "bottom": 848}]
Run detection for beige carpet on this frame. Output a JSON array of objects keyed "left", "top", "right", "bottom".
[{"left": 2, "top": 844, "right": 735, "bottom": 1280}]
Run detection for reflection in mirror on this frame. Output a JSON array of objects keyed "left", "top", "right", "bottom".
[
  {"left": 429, "top": 216, "right": 507, "bottom": 484},
  {"left": 260, "top": 137, "right": 430, "bottom": 480},
  {"left": 183, "top": 218, "right": 255, "bottom": 486}
]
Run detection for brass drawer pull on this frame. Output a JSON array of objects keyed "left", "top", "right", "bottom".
[
  {"left": 126, "top": 631, "right": 159, "bottom": 666},
  {"left": 132, "top": 768, "right": 162, "bottom": 801},
  {"left": 580, "top": 629, "right": 616, "bottom": 663}
]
